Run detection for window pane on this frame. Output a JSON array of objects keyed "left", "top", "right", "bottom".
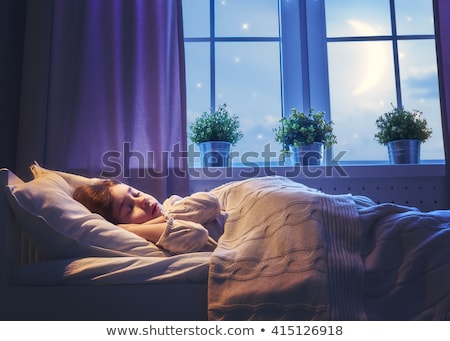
[
  {"left": 325, "top": 0, "right": 391, "bottom": 37},
  {"left": 185, "top": 43, "right": 210, "bottom": 124},
  {"left": 215, "top": 0, "right": 279, "bottom": 37},
  {"left": 395, "top": 0, "right": 434, "bottom": 35},
  {"left": 398, "top": 40, "right": 443, "bottom": 160},
  {"left": 327, "top": 41, "right": 396, "bottom": 161},
  {"left": 215, "top": 42, "right": 281, "bottom": 163},
  {"left": 182, "top": 0, "right": 210, "bottom": 37}
]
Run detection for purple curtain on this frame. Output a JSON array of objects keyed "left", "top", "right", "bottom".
[
  {"left": 434, "top": 0, "right": 450, "bottom": 176},
  {"left": 16, "top": 0, "right": 188, "bottom": 200}
]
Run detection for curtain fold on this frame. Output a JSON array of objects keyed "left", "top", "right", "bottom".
[
  {"left": 434, "top": 0, "right": 450, "bottom": 179},
  {"left": 16, "top": 0, "right": 188, "bottom": 200}
]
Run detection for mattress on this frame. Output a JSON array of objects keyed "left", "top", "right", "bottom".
[{"left": 19, "top": 252, "right": 211, "bottom": 285}]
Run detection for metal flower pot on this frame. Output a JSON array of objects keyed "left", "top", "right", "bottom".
[
  {"left": 387, "top": 139, "right": 420, "bottom": 164},
  {"left": 291, "top": 142, "right": 324, "bottom": 166},
  {"left": 199, "top": 141, "right": 232, "bottom": 167}
]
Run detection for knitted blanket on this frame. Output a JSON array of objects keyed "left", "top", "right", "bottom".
[{"left": 208, "top": 176, "right": 450, "bottom": 320}]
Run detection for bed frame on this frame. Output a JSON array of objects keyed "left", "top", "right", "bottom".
[
  {"left": 2, "top": 165, "right": 449, "bottom": 320},
  {"left": 0, "top": 168, "right": 208, "bottom": 321}
]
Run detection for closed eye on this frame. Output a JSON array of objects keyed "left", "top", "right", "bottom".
[{"left": 121, "top": 188, "right": 138, "bottom": 218}]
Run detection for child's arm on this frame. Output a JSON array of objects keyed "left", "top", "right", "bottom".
[
  {"left": 155, "top": 218, "right": 210, "bottom": 254},
  {"left": 119, "top": 216, "right": 167, "bottom": 244},
  {"left": 120, "top": 215, "right": 210, "bottom": 254},
  {"left": 162, "top": 192, "right": 221, "bottom": 224}
]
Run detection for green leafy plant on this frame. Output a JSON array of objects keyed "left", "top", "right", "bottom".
[
  {"left": 274, "top": 108, "right": 337, "bottom": 154},
  {"left": 374, "top": 107, "right": 432, "bottom": 145},
  {"left": 189, "top": 103, "right": 244, "bottom": 145}
]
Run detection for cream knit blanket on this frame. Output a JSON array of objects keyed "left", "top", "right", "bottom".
[{"left": 208, "top": 176, "right": 366, "bottom": 320}]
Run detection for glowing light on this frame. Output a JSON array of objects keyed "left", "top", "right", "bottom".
[
  {"left": 265, "top": 115, "right": 278, "bottom": 124},
  {"left": 196, "top": 82, "right": 202, "bottom": 88},
  {"left": 348, "top": 19, "right": 388, "bottom": 95},
  {"left": 242, "top": 23, "right": 249, "bottom": 30}
]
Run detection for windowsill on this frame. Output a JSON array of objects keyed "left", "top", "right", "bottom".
[{"left": 188, "top": 162, "right": 446, "bottom": 181}]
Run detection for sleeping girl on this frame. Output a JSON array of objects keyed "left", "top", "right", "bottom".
[{"left": 73, "top": 180, "right": 226, "bottom": 255}]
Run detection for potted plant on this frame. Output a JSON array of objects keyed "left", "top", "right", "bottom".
[
  {"left": 189, "top": 103, "right": 243, "bottom": 167},
  {"left": 374, "top": 106, "right": 432, "bottom": 164},
  {"left": 274, "top": 108, "right": 337, "bottom": 165}
]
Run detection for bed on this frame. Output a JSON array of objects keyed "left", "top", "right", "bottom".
[
  {"left": 1, "top": 165, "right": 450, "bottom": 320},
  {"left": 0, "top": 166, "right": 210, "bottom": 320}
]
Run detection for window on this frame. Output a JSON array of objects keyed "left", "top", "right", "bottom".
[
  {"left": 325, "top": 0, "right": 443, "bottom": 162},
  {"left": 183, "top": 0, "right": 281, "bottom": 166},
  {"left": 182, "top": 0, "right": 443, "bottom": 166}
]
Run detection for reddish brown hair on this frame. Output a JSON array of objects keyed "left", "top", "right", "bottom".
[{"left": 73, "top": 179, "right": 121, "bottom": 224}]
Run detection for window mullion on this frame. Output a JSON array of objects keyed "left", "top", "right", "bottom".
[
  {"left": 210, "top": 0, "right": 216, "bottom": 111},
  {"left": 305, "top": 0, "right": 330, "bottom": 118},
  {"left": 390, "top": 0, "right": 403, "bottom": 108},
  {"left": 279, "top": 0, "right": 305, "bottom": 116},
  {"left": 305, "top": 0, "right": 332, "bottom": 164}
]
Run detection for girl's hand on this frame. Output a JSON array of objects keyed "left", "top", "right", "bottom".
[
  {"left": 141, "top": 214, "right": 167, "bottom": 225},
  {"left": 118, "top": 215, "right": 167, "bottom": 243}
]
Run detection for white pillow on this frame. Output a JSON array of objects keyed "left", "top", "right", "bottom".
[
  {"left": 6, "top": 172, "right": 168, "bottom": 259},
  {"left": 30, "top": 161, "right": 98, "bottom": 191}
]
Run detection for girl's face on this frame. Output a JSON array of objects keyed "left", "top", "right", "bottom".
[{"left": 110, "top": 184, "right": 163, "bottom": 224}]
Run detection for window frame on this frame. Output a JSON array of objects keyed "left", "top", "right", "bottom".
[
  {"left": 183, "top": 0, "right": 445, "bottom": 176},
  {"left": 183, "top": 0, "right": 282, "bottom": 113}
]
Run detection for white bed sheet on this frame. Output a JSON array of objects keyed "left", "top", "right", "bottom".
[{"left": 19, "top": 252, "right": 211, "bottom": 285}]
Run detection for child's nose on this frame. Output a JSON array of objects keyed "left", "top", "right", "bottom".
[{"left": 138, "top": 197, "right": 149, "bottom": 207}]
